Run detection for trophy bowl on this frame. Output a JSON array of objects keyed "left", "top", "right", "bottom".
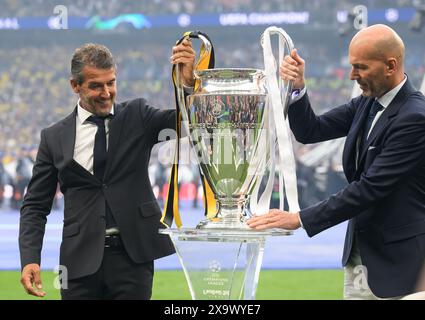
[{"left": 185, "top": 68, "right": 269, "bottom": 229}]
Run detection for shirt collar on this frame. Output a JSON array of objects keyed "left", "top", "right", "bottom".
[
  {"left": 76, "top": 99, "right": 115, "bottom": 125},
  {"left": 377, "top": 76, "right": 407, "bottom": 109}
]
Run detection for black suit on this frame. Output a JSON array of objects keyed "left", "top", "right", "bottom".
[
  {"left": 19, "top": 98, "right": 175, "bottom": 297},
  {"left": 289, "top": 79, "right": 425, "bottom": 297}
]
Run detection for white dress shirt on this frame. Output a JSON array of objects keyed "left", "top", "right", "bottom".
[
  {"left": 366, "top": 76, "right": 407, "bottom": 138},
  {"left": 73, "top": 101, "right": 114, "bottom": 174}
]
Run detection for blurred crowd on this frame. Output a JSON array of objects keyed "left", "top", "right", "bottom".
[
  {"left": 0, "top": 10, "right": 425, "bottom": 209},
  {"left": 0, "top": 0, "right": 415, "bottom": 17}
]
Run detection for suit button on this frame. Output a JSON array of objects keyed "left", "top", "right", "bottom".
[{"left": 102, "top": 184, "right": 108, "bottom": 189}]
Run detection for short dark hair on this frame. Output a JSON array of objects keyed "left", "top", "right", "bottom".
[{"left": 71, "top": 43, "right": 116, "bottom": 85}]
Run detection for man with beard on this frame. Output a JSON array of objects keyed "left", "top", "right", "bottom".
[{"left": 248, "top": 25, "right": 425, "bottom": 299}]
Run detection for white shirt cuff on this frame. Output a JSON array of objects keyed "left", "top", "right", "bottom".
[
  {"left": 183, "top": 84, "right": 194, "bottom": 94},
  {"left": 298, "top": 212, "right": 305, "bottom": 229},
  {"left": 290, "top": 86, "right": 306, "bottom": 104}
]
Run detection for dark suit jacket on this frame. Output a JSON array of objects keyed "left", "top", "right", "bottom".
[
  {"left": 288, "top": 79, "right": 425, "bottom": 297},
  {"left": 19, "top": 98, "right": 176, "bottom": 280}
]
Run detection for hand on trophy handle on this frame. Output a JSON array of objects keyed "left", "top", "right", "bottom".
[
  {"left": 279, "top": 48, "right": 305, "bottom": 90},
  {"left": 247, "top": 209, "right": 301, "bottom": 230},
  {"left": 171, "top": 37, "right": 196, "bottom": 87}
]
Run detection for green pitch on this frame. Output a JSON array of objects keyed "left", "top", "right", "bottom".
[{"left": 0, "top": 269, "right": 343, "bottom": 300}]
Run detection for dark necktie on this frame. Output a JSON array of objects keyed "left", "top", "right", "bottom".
[
  {"left": 87, "top": 115, "right": 116, "bottom": 228},
  {"left": 360, "top": 100, "right": 383, "bottom": 151},
  {"left": 87, "top": 116, "right": 107, "bottom": 180}
]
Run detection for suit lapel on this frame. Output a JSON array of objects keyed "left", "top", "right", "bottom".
[
  {"left": 357, "top": 79, "right": 415, "bottom": 167},
  {"left": 357, "top": 106, "right": 391, "bottom": 162},
  {"left": 59, "top": 107, "right": 98, "bottom": 181},
  {"left": 105, "top": 102, "right": 125, "bottom": 179},
  {"left": 343, "top": 99, "right": 373, "bottom": 181},
  {"left": 60, "top": 108, "right": 77, "bottom": 164}
]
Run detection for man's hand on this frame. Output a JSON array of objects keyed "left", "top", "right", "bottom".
[
  {"left": 279, "top": 48, "right": 305, "bottom": 90},
  {"left": 171, "top": 37, "right": 196, "bottom": 87},
  {"left": 247, "top": 209, "right": 301, "bottom": 230},
  {"left": 21, "top": 263, "right": 46, "bottom": 298}
]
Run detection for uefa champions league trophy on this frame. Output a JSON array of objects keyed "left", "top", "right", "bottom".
[
  {"left": 186, "top": 68, "right": 269, "bottom": 229},
  {"left": 160, "top": 27, "right": 298, "bottom": 300}
]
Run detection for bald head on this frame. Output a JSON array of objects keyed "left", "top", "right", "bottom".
[
  {"left": 348, "top": 25, "right": 406, "bottom": 98},
  {"left": 350, "top": 24, "right": 405, "bottom": 67}
]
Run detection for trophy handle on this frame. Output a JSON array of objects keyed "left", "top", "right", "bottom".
[
  {"left": 175, "top": 31, "right": 214, "bottom": 127},
  {"left": 261, "top": 27, "right": 294, "bottom": 118},
  {"left": 254, "top": 26, "right": 300, "bottom": 215},
  {"left": 162, "top": 31, "right": 216, "bottom": 228}
]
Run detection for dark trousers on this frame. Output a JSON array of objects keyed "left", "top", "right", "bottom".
[{"left": 61, "top": 238, "right": 153, "bottom": 300}]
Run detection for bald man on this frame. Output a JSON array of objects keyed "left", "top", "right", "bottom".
[{"left": 248, "top": 24, "right": 425, "bottom": 299}]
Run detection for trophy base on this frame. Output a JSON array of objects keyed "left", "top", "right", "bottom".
[
  {"left": 196, "top": 197, "right": 253, "bottom": 230},
  {"left": 158, "top": 227, "right": 293, "bottom": 299},
  {"left": 196, "top": 217, "right": 250, "bottom": 230}
]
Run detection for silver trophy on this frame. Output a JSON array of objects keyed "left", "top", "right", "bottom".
[
  {"left": 177, "top": 31, "right": 294, "bottom": 230},
  {"left": 161, "top": 28, "right": 296, "bottom": 300},
  {"left": 186, "top": 69, "right": 267, "bottom": 229}
]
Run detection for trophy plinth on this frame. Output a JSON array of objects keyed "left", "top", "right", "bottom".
[{"left": 159, "top": 228, "right": 292, "bottom": 300}]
